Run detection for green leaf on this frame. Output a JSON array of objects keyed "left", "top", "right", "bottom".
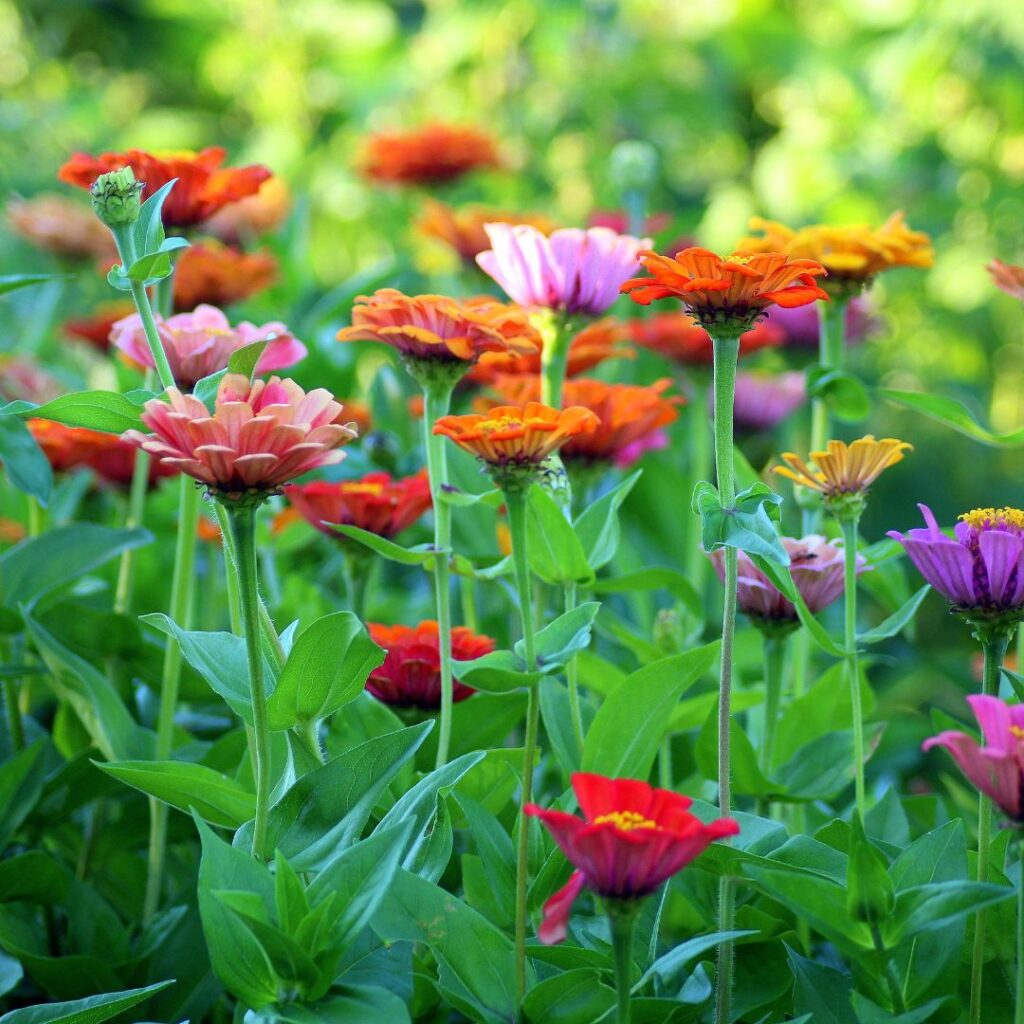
[
  {"left": 693, "top": 481, "right": 789, "bottom": 564},
  {"left": 573, "top": 470, "right": 641, "bottom": 571},
  {"left": 0, "top": 743, "right": 46, "bottom": 851},
  {"left": 519, "top": 602, "right": 601, "bottom": 671},
  {"left": 788, "top": 947, "right": 856, "bottom": 1024},
  {"left": 858, "top": 586, "right": 930, "bottom": 645},
  {"left": 260, "top": 986, "right": 411, "bottom": 1024},
  {"left": 22, "top": 390, "right": 149, "bottom": 434},
  {"left": 331, "top": 525, "right": 437, "bottom": 567},
  {"left": 0, "top": 982, "right": 174, "bottom": 1024},
  {"left": 695, "top": 703, "right": 775, "bottom": 797},
  {"left": 884, "top": 880, "right": 1014, "bottom": 945},
  {"left": 521, "top": 969, "right": 615, "bottom": 1024},
  {"left": 132, "top": 178, "right": 176, "bottom": 255},
  {"left": 589, "top": 567, "right": 702, "bottom": 618},
  {"left": 850, "top": 992, "right": 952, "bottom": 1024},
  {"left": 880, "top": 388, "right": 1024, "bottom": 447},
  {"left": 806, "top": 367, "right": 871, "bottom": 422},
  {"left": 193, "top": 369, "right": 227, "bottom": 412},
  {"left": 97, "top": 759, "right": 256, "bottom": 828},
  {"left": 775, "top": 726, "right": 886, "bottom": 802},
  {"left": 846, "top": 812, "right": 894, "bottom": 926},
  {"left": 451, "top": 649, "right": 545, "bottom": 693},
  {"left": 526, "top": 484, "right": 594, "bottom": 586},
  {"left": 267, "top": 612, "right": 383, "bottom": 730},
  {"left": 0, "top": 274, "right": 70, "bottom": 297},
  {"left": 640, "top": 930, "right": 756, "bottom": 989},
  {"left": 0, "top": 851, "right": 67, "bottom": 904},
  {"left": 0, "top": 415, "right": 52, "bottom": 504},
  {"left": 582, "top": 644, "right": 719, "bottom": 778},
  {"left": 228, "top": 338, "right": 271, "bottom": 381}
]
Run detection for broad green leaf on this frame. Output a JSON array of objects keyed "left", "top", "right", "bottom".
[
  {"left": 884, "top": 880, "right": 1014, "bottom": 945},
  {"left": 0, "top": 415, "right": 52, "bottom": 504},
  {"left": 858, "top": 586, "right": 930, "bottom": 645},
  {"left": 521, "top": 969, "right": 615, "bottom": 1024},
  {"left": 573, "top": 470, "right": 641, "bottom": 571},
  {"left": 0, "top": 743, "right": 46, "bottom": 851},
  {"left": 331, "top": 525, "right": 437, "bottom": 567},
  {"left": 257, "top": 986, "right": 411, "bottom": 1024},
  {"left": 132, "top": 178, "right": 177, "bottom": 254},
  {"left": 775, "top": 725, "right": 886, "bottom": 802},
  {"left": 788, "top": 947, "right": 857, "bottom": 1024},
  {"left": 695, "top": 703, "right": 775, "bottom": 797},
  {"left": 640, "top": 930, "right": 755, "bottom": 989},
  {"left": 228, "top": 338, "right": 270, "bottom": 381},
  {"left": 518, "top": 602, "right": 601, "bottom": 671},
  {"left": 582, "top": 644, "right": 719, "bottom": 778},
  {"left": 693, "top": 480, "right": 789, "bottom": 564},
  {"left": 807, "top": 367, "right": 871, "bottom": 422},
  {"left": 267, "top": 612, "right": 383, "bottom": 730},
  {"left": 451, "top": 649, "right": 545, "bottom": 693},
  {"left": 590, "top": 567, "right": 702, "bottom": 618},
  {"left": 98, "top": 759, "right": 256, "bottom": 828},
  {"left": 193, "top": 369, "right": 227, "bottom": 412},
  {"left": 0, "top": 851, "right": 67, "bottom": 904},
  {"left": 21, "top": 390, "right": 149, "bottom": 434},
  {"left": 526, "top": 484, "right": 593, "bottom": 586},
  {"left": 880, "top": 388, "right": 1024, "bottom": 447},
  {"left": 0, "top": 982, "right": 174, "bottom": 1024},
  {"left": 850, "top": 992, "right": 952, "bottom": 1024},
  {"left": 0, "top": 274, "right": 69, "bottom": 297}
]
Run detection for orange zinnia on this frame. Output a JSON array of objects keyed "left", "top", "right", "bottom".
[
  {"left": 416, "top": 199, "right": 556, "bottom": 262},
  {"left": 338, "top": 289, "right": 540, "bottom": 365},
  {"left": 172, "top": 240, "right": 277, "bottom": 310},
  {"left": 627, "top": 312, "right": 782, "bottom": 366},
  {"left": 6, "top": 194, "right": 116, "bottom": 261},
  {"left": 204, "top": 177, "right": 292, "bottom": 242},
  {"left": 360, "top": 124, "right": 500, "bottom": 185},
  {"left": 433, "top": 403, "right": 599, "bottom": 469},
  {"left": 621, "top": 247, "right": 828, "bottom": 331},
  {"left": 58, "top": 147, "right": 271, "bottom": 228},
  {"left": 466, "top": 318, "right": 633, "bottom": 386}
]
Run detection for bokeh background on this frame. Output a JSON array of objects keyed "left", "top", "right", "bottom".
[{"left": 2, "top": 0, "right": 1024, "bottom": 785}]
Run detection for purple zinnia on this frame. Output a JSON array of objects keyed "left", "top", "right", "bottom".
[
  {"left": 764, "top": 296, "right": 875, "bottom": 349},
  {"left": 888, "top": 505, "right": 1024, "bottom": 619}
]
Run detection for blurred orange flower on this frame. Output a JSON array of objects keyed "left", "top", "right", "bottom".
[
  {"left": 361, "top": 124, "right": 500, "bottom": 185},
  {"left": 172, "top": 240, "right": 277, "bottom": 310},
  {"left": 63, "top": 301, "right": 135, "bottom": 353},
  {"left": 204, "top": 177, "right": 291, "bottom": 242},
  {"left": 0, "top": 356, "right": 63, "bottom": 404},
  {"left": 434, "top": 403, "right": 599, "bottom": 467},
  {"left": 338, "top": 289, "right": 540, "bottom": 364},
  {"left": 0, "top": 519, "right": 26, "bottom": 544},
  {"left": 627, "top": 312, "right": 782, "bottom": 366},
  {"left": 6, "top": 194, "right": 116, "bottom": 260},
  {"left": 622, "top": 248, "right": 828, "bottom": 330},
  {"left": 988, "top": 259, "right": 1024, "bottom": 301},
  {"left": 58, "top": 147, "right": 271, "bottom": 228},
  {"left": 417, "top": 199, "right": 556, "bottom": 262}
]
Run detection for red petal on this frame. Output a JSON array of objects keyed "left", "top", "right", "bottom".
[{"left": 537, "top": 870, "right": 586, "bottom": 945}]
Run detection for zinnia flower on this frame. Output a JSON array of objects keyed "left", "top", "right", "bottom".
[
  {"left": 285, "top": 470, "right": 431, "bottom": 540},
  {"left": 466, "top": 319, "right": 633, "bottom": 386},
  {"left": 172, "top": 240, "right": 277, "bottom": 311},
  {"left": 764, "top": 297, "right": 875, "bottom": 349},
  {"left": 524, "top": 773, "right": 739, "bottom": 944},
  {"left": 360, "top": 124, "right": 500, "bottom": 185},
  {"left": 337, "top": 289, "right": 540, "bottom": 365},
  {"left": 433, "top": 403, "right": 599, "bottom": 472},
  {"left": 0, "top": 356, "right": 63, "bottom": 404},
  {"left": 888, "top": 506, "right": 1024, "bottom": 620},
  {"left": 6, "top": 194, "right": 116, "bottom": 260},
  {"left": 709, "top": 535, "right": 866, "bottom": 633},
  {"left": 621, "top": 248, "right": 828, "bottom": 331},
  {"left": 924, "top": 696, "right": 1024, "bottom": 821},
  {"left": 484, "top": 377, "right": 680, "bottom": 467},
  {"left": 416, "top": 199, "right": 556, "bottom": 263},
  {"left": 63, "top": 302, "right": 135, "bottom": 353},
  {"left": 122, "top": 374, "right": 357, "bottom": 500},
  {"left": 627, "top": 312, "right": 782, "bottom": 366},
  {"left": 739, "top": 213, "right": 933, "bottom": 295},
  {"left": 366, "top": 621, "right": 495, "bottom": 709},
  {"left": 988, "top": 259, "right": 1024, "bottom": 302},
  {"left": 110, "top": 303, "right": 306, "bottom": 389},
  {"left": 730, "top": 371, "right": 806, "bottom": 431},
  {"left": 477, "top": 224, "right": 650, "bottom": 317},
  {"left": 58, "top": 147, "right": 271, "bottom": 228},
  {"left": 204, "top": 177, "right": 291, "bottom": 242}
]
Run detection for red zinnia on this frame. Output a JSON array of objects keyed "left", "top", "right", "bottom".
[
  {"left": 627, "top": 312, "right": 782, "bottom": 366},
  {"left": 366, "top": 621, "right": 495, "bottom": 709},
  {"left": 285, "top": 470, "right": 431, "bottom": 540},
  {"left": 525, "top": 773, "right": 739, "bottom": 944},
  {"left": 360, "top": 124, "right": 500, "bottom": 186},
  {"left": 58, "top": 147, "right": 271, "bottom": 228}
]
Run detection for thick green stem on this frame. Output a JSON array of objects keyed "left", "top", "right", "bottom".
[
  {"left": 342, "top": 554, "right": 368, "bottom": 620},
  {"left": 709, "top": 330, "right": 740, "bottom": 1024},
  {"left": 609, "top": 906, "right": 636, "bottom": 1024},
  {"left": 229, "top": 505, "right": 273, "bottom": 861},
  {"left": 870, "top": 924, "right": 908, "bottom": 1014},
  {"left": 841, "top": 515, "right": 867, "bottom": 819},
  {"left": 507, "top": 487, "right": 539, "bottom": 1006},
  {"left": 684, "top": 374, "right": 712, "bottom": 591},
  {"left": 539, "top": 314, "right": 572, "bottom": 408},
  {"left": 563, "top": 582, "right": 585, "bottom": 754},
  {"left": 971, "top": 633, "right": 1010, "bottom": 1024},
  {"left": 422, "top": 381, "right": 457, "bottom": 769},
  {"left": 143, "top": 476, "right": 200, "bottom": 923}
]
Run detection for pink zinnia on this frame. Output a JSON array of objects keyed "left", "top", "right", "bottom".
[
  {"left": 924, "top": 695, "right": 1024, "bottom": 821},
  {"left": 476, "top": 224, "right": 651, "bottom": 317},
  {"left": 122, "top": 374, "right": 358, "bottom": 500},
  {"left": 110, "top": 303, "right": 307, "bottom": 389},
  {"left": 731, "top": 371, "right": 807, "bottom": 431}
]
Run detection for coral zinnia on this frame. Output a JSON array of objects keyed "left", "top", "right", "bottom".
[
  {"left": 337, "top": 289, "right": 540, "bottom": 365},
  {"left": 417, "top": 199, "right": 556, "bottom": 263},
  {"left": 0, "top": 356, "right": 63, "bottom": 405},
  {"left": 58, "top": 147, "right": 271, "bottom": 228},
  {"left": 6, "top": 194, "right": 116, "bottom": 261},
  {"left": 627, "top": 312, "right": 782, "bottom": 366},
  {"left": 285, "top": 470, "right": 431, "bottom": 540},
  {"left": 988, "top": 259, "right": 1024, "bottom": 302},
  {"left": 172, "top": 240, "right": 277, "bottom": 311},
  {"left": 110, "top": 303, "right": 306, "bottom": 389},
  {"left": 122, "top": 374, "right": 357, "bottom": 501},
  {"left": 360, "top": 124, "right": 500, "bottom": 185},
  {"left": 525, "top": 773, "right": 739, "bottom": 944},
  {"left": 621, "top": 247, "right": 828, "bottom": 331},
  {"left": 477, "top": 224, "right": 650, "bottom": 317},
  {"left": 366, "top": 621, "right": 495, "bottom": 709},
  {"left": 888, "top": 505, "right": 1024, "bottom": 620},
  {"left": 924, "top": 696, "right": 1024, "bottom": 821},
  {"left": 204, "top": 177, "right": 291, "bottom": 242}
]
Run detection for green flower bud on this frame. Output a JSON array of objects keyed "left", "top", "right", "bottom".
[
  {"left": 90, "top": 167, "right": 143, "bottom": 228},
  {"left": 846, "top": 812, "right": 894, "bottom": 926},
  {"left": 610, "top": 141, "right": 658, "bottom": 196}
]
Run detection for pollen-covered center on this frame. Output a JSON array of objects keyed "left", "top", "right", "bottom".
[
  {"left": 479, "top": 415, "right": 525, "bottom": 435},
  {"left": 1010, "top": 726, "right": 1024, "bottom": 742},
  {"left": 959, "top": 507, "right": 1024, "bottom": 533},
  {"left": 593, "top": 810, "right": 657, "bottom": 831}
]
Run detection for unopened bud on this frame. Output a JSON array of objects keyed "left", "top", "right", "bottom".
[{"left": 90, "top": 167, "right": 143, "bottom": 228}]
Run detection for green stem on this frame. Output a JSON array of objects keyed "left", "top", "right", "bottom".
[
  {"left": 421, "top": 380, "right": 457, "bottom": 768},
  {"left": 143, "top": 476, "right": 200, "bottom": 923},
  {"left": 810, "top": 297, "right": 847, "bottom": 454},
  {"left": 971, "top": 633, "right": 1010, "bottom": 1024},
  {"left": 683, "top": 374, "right": 712, "bottom": 592},
  {"left": 841, "top": 515, "right": 866, "bottom": 819},
  {"left": 213, "top": 504, "right": 242, "bottom": 633},
  {"left": 760, "top": 634, "right": 787, "bottom": 776},
  {"left": 709, "top": 330, "right": 740, "bottom": 1024},
  {"left": 229, "top": 505, "right": 273, "bottom": 861},
  {"left": 27, "top": 499, "right": 44, "bottom": 537},
  {"left": 507, "top": 487, "right": 540, "bottom": 1007},
  {"left": 870, "top": 924, "right": 908, "bottom": 1014},
  {"left": 114, "top": 378, "right": 154, "bottom": 615},
  {"left": 1016, "top": 836, "right": 1024, "bottom": 1024},
  {"left": 564, "top": 582, "right": 585, "bottom": 754},
  {"left": 540, "top": 313, "right": 572, "bottom": 408},
  {"left": 609, "top": 905, "right": 636, "bottom": 1024},
  {"left": 460, "top": 574, "right": 479, "bottom": 633},
  {"left": 342, "top": 554, "right": 367, "bottom": 620}
]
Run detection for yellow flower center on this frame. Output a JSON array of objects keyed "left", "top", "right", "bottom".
[
  {"left": 341, "top": 483, "right": 384, "bottom": 496},
  {"left": 1011, "top": 726, "right": 1024, "bottom": 741},
  {"left": 479, "top": 416, "right": 524, "bottom": 434},
  {"left": 593, "top": 810, "right": 657, "bottom": 831},
  {"left": 959, "top": 507, "right": 1024, "bottom": 531}
]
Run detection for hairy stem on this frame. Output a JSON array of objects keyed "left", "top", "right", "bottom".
[
  {"left": 841, "top": 515, "right": 867, "bottom": 819},
  {"left": 609, "top": 906, "right": 636, "bottom": 1024}
]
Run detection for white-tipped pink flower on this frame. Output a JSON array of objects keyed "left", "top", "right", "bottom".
[
  {"left": 122, "top": 374, "right": 357, "bottom": 500},
  {"left": 476, "top": 224, "right": 650, "bottom": 317},
  {"left": 110, "top": 303, "right": 307, "bottom": 389}
]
